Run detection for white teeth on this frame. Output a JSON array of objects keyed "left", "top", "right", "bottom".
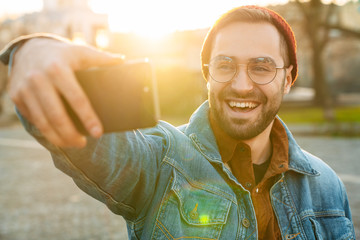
[{"left": 229, "top": 101, "right": 257, "bottom": 108}]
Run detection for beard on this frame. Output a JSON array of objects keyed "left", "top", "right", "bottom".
[{"left": 209, "top": 84, "right": 284, "bottom": 140}]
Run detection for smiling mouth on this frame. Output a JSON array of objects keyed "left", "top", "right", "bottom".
[{"left": 228, "top": 101, "right": 259, "bottom": 111}]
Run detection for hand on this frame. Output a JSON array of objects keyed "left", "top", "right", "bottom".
[{"left": 8, "top": 37, "right": 123, "bottom": 148}]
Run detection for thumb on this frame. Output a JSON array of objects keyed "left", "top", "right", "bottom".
[{"left": 73, "top": 45, "right": 125, "bottom": 70}]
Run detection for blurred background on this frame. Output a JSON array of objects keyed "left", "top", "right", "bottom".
[{"left": 0, "top": 0, "right": 359, "bottom": 239}]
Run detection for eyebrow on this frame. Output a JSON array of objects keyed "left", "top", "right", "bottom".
[
  {"left": 252, "top": 57, "right": 276, "bottom": 63},
  {"left": 215, "top": 55, "right": 276, "bottom": 63}
]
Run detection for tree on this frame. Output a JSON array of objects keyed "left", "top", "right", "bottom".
[{"left": 293, "top": 0, "right": 360, "bottom": 120}]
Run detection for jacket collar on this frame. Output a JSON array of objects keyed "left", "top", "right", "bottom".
[
  {"left": 182, "top": 101, "right": 222, "bottom": 162},
  {"left": 181, "top": 101, "right": 319, "bottom": 176},
  {"left": 278, "top": 117, "right": 320, "bottom": 176}
]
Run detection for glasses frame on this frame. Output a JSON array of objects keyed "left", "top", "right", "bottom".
[{"left": 203, "top": 56, "right": 287, "bottom": 85}]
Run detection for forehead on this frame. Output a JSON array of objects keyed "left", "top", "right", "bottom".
[{"left": 211, "top": 22, "right": 283, "bottom": 63}]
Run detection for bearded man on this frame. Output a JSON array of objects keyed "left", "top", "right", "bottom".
[{"left": 1, "top": 5, "right": 355, "bottom": 240}]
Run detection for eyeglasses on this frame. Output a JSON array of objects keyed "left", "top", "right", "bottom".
[{"left": 203, "top": 56, "right": 287, "bottom": 85}]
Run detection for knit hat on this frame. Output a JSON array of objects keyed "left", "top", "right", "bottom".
[{"left": 201, "top": 5, "right": 298, "bottom": 84}]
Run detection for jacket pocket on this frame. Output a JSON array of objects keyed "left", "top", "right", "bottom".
[
  {"left": 305, "top": 215, "right": 355, "bottom": 240},
  {"left": 151, "top": 170, "right": 232, "bottom": 240},
  {"left": 309, "top": 218, "right": 323, "bottom": 240}
]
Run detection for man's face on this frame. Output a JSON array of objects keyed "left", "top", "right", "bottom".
[{"left": 208, "top": 22, "right": 293, "bottom": 140}]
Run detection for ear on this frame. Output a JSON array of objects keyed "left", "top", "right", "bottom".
[
  {"left": 207, "top": 81, "right": 210, "bottom": 90},
  {"left": 283, "top": 65, "right": 293, "bottom": 95}
]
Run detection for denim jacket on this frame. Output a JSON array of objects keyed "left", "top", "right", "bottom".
[{"left": 19, "top": 101, "right": 355, "bottom": 240}]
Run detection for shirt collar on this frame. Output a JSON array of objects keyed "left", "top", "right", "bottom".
[
  {"left": 210, "top": 113, "right": 290, "bottom": 174},
  {"left": 209, "top": 113, "right": 240, "bottom": 164},
  {"left": 182, "top": 101, "right": 319, "bottom": 176}
]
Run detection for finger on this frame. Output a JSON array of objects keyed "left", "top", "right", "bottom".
[
  {"left": 14, "top": 100, "right": 31, "bottom": 123},
  {"left": 28, "top": 72, "right": 87, "bottom": 148},
  {"left": 9, "top": 85, "right": 31, "bottom": 121},
  {"left": 45, "top": 62, "right": 103, "bottom": 138},
  {"left": 72, "top": 44, "right": 125, "bottom": 70},
  {"left": 19, "top": 82, "right": 66, "bottom": 147}
]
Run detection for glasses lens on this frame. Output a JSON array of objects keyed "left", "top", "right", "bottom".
[
  {"left": 248, "top": 57, "right": 277, "bottom": 84},
  {"left": 209, "top": 56, "right": 236, "bottom": 82}
]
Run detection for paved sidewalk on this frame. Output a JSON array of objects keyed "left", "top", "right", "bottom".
[
  {"left": 0, "top": 125, "right": 359, "bottom": 239},
  {"left": 288, "top": 122, "right": 360, "bottom": 137}
]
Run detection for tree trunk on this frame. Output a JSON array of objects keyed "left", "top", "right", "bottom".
[
  {"left": 312, "top": 46, "right": 335, "bottom": 121},
  {"left": 303, "top": 0, "right": 336, "bottom": 122}
]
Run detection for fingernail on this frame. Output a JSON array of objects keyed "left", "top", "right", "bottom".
[
  {"left": 77, "top": 136, "right": 87, "bottom": 148},
  {"left": 68, "top": 136, "right": 86, "bottom": 149},
  {"left": 90, "top": 125, "right": 102, "bottom": 138},
  {"left": 109, "top": 53, "right": 125, "bottom": 60}
]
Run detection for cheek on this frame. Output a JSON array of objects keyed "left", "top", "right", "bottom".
[
  {"left": 260, "top": 83, "right": 284, "bottom": 102},
  {"left": 208, "top": 81, "right": 224, "bottom": 97}
]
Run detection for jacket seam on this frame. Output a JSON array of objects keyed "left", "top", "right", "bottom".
[
  {"left": 133, "top": 216, "right": 147, "bottom": 230},
  {"left": 189, "top": 134, "right": 222, "bottom": 163},
  {"left": 158, "top": 123, "right": 172, "bottom": 166},
  {"left": 57, "top": 147, "right": 135, "bottom": 213},
  {"left": 300, "top": 210, "right": 346, "bottom": 219},
  {"left": 163, "top": 158, "right": 236, "bottom": 204},
  {"left": 150, "top": 176, "right": 174, "bottom": 240},
  {"left": 282, "top": 176, "right": 308, "bottom": 240},
  {"left": 287, "top": 167, "right": 319, "bottom": 176}
]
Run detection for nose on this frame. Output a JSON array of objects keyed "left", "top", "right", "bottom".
[{"left": 230, "top": 64, "right": 254, "bottom": 92}]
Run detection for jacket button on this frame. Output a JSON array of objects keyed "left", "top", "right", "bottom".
[
  {"left": 190, "top": 211, "right": 198, "bottom": 219},
  {"left": 242, "top": 218, "right": 250, "bottom": 228},
  {"left": 245, "top": 182, "right": 252, "bottom": 188},
  {"left": 189, "top": 203, "right": 199, "bottom": 220}
]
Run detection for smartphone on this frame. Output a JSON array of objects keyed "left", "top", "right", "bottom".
[{"left": 63, "top": 59, "right": 160, "bottom": 135}]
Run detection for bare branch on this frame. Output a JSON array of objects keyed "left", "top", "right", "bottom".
[
  {"left": 325, "top": 24, "right": 360, "bottom": 38},
  {"left": 294, "top": 0, "right": 310, "bottom": 20},
  {"left": 319, "top": 3, "right": 337, "bottom": 50},
  {"left": 324, "top": 2, "right": 336, "bottom": 23}
]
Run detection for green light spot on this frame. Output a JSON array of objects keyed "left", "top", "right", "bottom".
[{"left": 200, "top": 215, "right": 209, "bottom": 224}]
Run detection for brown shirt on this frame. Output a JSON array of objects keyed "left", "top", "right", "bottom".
[{"left": 211, "top": 118, "right": 289, "bottom": 240}]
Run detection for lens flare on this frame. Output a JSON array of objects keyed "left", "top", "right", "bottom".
[{"left": 200, "top": 215, "right": 210, "bottom": 224}]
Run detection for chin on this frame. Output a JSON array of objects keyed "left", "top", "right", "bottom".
[
  {"left": 228, "top": 121, "right": 267, "bottom": 140},
  {"left": 212, "top": 108, "right": 276, "bottom": 140}
]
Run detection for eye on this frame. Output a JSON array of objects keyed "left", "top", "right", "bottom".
[
  {"left": 216, "top": 62, "right": 235, "bottom": 71},
  {"left": 250, "top": 64, "right": 273, "bottom": 72}
]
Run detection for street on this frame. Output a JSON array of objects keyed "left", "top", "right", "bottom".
[{"left": 0, "top": 124, "right": 359, "bottom": 239}]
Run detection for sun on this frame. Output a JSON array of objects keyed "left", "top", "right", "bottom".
[
  {"left": 88, "top": 0, "right": 233, "bottom": 39},
  {"left": 88, "top": 0, "right": 284, "bottom": 40},
  {"left": 88, "top": 0, "right": 176, "bottom": 39},
  {"left": 107, "top": 10, "right": 171, "bottom": 40}
]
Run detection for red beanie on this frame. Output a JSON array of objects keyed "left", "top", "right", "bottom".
[
  {"left": 201, "top": 5, "right": 298, "bottom": 84},
  {"left": 242, "top": 6, "right": 298, "bottom": 84}
]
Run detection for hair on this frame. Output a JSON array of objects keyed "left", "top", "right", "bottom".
[{"left": 201, "top": 6, "right": 297, "bottom": 83}]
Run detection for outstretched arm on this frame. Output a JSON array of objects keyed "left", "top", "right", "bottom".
[
  {"left": 2, "top": 35, "right": 167, "bottom": 221},
  {"left": 6, "top": 35, "right": 123, "bottom": 148}
]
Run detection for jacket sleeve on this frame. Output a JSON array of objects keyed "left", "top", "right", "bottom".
[
  {"left": 339, "top": 177, "right": 355, "bottom": 226},
  {"left": 0, "top": 33, "right": 71, "bottom": 65},
  {"left": 17, "top": 109, "right": 169, "bottom": 221}
]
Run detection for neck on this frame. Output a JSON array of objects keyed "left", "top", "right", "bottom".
[{"left": 243, "top": 120, "right": 274, "bottom": 165}]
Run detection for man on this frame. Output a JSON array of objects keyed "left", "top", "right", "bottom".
[{"left": 1, "top": 5, "right": 355, "bottom": 240}]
